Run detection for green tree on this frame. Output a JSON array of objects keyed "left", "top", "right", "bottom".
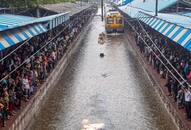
[{"left": 0, "top": 0, "right": 76, "bottom": 8}]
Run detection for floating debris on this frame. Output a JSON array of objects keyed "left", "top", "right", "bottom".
[
  {"left": 100, "top": 53, "right": 105, "bottom": 57},
  {"left": 98, "top": 32, "right": 106, "bottom": 45}
]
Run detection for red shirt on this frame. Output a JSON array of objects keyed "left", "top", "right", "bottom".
[{"left": 187, "top": 71, "right": 191, "bottom": 81}]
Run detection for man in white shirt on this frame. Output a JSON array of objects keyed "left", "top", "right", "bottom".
[
  {"left": 184, "top": 87, "right": 191, "bottom": 119},
  {"left": 22, "top": 75, "right": 30, "bottom": 100}
]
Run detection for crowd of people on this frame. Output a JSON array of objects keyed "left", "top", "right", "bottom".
[
  {"left": 0, "top": 7, "right": 96, "bottom": 127},
  {"left": 132, "top": 22, "right": 191, "bottom": 120}
]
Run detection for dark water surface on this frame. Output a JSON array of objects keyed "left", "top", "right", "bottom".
[{"left": 29, "top": 11, "right": 177, "bottom": 130}]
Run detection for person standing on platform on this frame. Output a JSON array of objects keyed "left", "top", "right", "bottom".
[{"left": 184, "top": 87, "right": 191, "bottom": 120}]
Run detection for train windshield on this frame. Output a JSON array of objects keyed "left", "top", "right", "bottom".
[
  {"left": 116, "top": 17, "right": 123, "bottom": 24},
  {"left": 107, "top": 18, "right": 114, "bottom": 24}
]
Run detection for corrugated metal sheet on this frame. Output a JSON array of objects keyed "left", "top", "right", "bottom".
[
  {"left": 40, "top": 2, "right": 90, "bottom": 16},
  {"left": 117, "top": 0, "right": 191, "bottom": 51},
  {"left": 138, "top": 12, "right": 191, "bottom": 51},
  {"left": 0, "top": 12, "right": 69, "bottom": 32},
  {"left": 119, "top": 0, "right": 178, "bottom": 17},
  {"left": 33, "top": 12, "right": 70, "bottom": 30},
  {"left": 0, "top": 14, "right": 36, "bottom": 31},
  {"left": 0, "top": 24, "right": 47, "bottom": 51},
  {"left": 0, "top": 12, "right": 69, "bottom": 51},
  {"left": 146, "top": 12, "right": 191, "bottom": 28}
]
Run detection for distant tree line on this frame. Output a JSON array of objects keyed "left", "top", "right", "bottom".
[{"left": 0, "top": 0, "right": 76, "bottom": 8}]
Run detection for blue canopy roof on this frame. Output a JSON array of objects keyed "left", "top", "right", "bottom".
[
  {"left": 0, "top": 12, "right": 70, "bottom": 32},
  {"left": 146, "top": 12, "right": 191, "bottom": 29},
  {"left": 0, "top": 12, "right": 69, "bottom": 51},
  {"left": 112, "top": 0, "right": 133, "bottom": 6},
  {"left": 33, "top": 12, "right": 70, "bottom": 30},
  {"left": 0, "top": 14, "right": 36, "bottom": 32},
  {"left": 178, "top": 12, "right": 191, "bottom": 18},
  {"left": 138, "top": 12, "right": 191, "bottom": 51},
  {"left": 0, "top": 23, "right": 47, "bottom": 51},
  {"left": 118, "top": 0, "right": 177, "bottom": 17},
  {"left": 116, "top": 0, "right": 191, "bottom": 52}
]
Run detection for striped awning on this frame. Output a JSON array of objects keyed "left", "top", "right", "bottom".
[
  {"left": 0, "top": 23, "right": 47, "bottom": 51},
  {"left": 49, "top": 14, "right": 69, "bottom": 29},
  {"left": 137, "top": 12, "right": 191, "bottom": 51},
  {"left": 34, "top": 12, "right": 70, "bottom": 30}
]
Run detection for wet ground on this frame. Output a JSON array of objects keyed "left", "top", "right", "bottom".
[{"left": 29, "top": 11, "right": 177, "bottom": 130}]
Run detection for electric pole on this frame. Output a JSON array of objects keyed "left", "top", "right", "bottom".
[
  {"left": 101, "top": 0, "right": 104, "bottom": 21},
  {"left": 37, "top": 0, "right": 40, "bottom": 17},
  {"left": 155, "top": 0, "right": 158, "bottom": 16},
  {"left": 176, "top": 0, "right": 179, "bottom": 13},
  {"left": 25, "top": 0, "right": 28, "bottom": 8}
]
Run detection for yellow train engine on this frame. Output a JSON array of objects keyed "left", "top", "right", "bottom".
[{"left": 105, "top": 11, "right": 124, "bottom": 33}]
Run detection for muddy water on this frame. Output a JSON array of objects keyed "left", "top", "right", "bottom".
[{"left": 29, "top": 10, "right": 177, "bottom": 130}]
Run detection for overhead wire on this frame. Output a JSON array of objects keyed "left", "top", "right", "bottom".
[
  {"left": 0, "top": 38, "right": 32, "bottom": 62},
  {"left": 0, "top": 5, "right": 97, "bottom": 62},
  {"left": 0, "top": 24, "right": 68, "bottom": 83},
  {"left": 135, "top": 18, "right": 189, "bottom": 86},
  {"left": 0, "top": 12, "right": 92, "bottom": 62},
  {"left": 0, "top": 12, "right": 96, "bottom": 83},
  {"left": 114, "top": 5, "right": 189, "bottom": 87},
  {"left": 124, "top": 18, "right": 187, "bottom": 88}
]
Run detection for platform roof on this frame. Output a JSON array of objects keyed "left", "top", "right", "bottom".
[
  {"left": 0, "top": 14, "right": 46, "bottom": 51},
  {"left": 0, "top": 14, "right": 36, "bottom": 31},
  {"left": 117, "top": 0, "right": 191, "bottom": 29},
  {"left": 0, "top": 12, "right": 70, "bottom": 32},
  {"left": 117, "top": 0, "right": 191, "bottom": 51},
  {"left": 0, "top": 11, "right": 69, "bottom": 51},
  {"left": 40, "top": 2, "right": 90, "bottom": 16},
  {"left": 118, "top": 0, "right": 178, "bottom": 17},
  {"left": 0, "top": 23, "right": 47, "bottom": 51},
  {"left": 179, "top": 12, "right": 191, "bottom": 17},
  {"left": 137, "top": 12, "right": 191, "bottom": 51},
  {"left": 146, "top": 12, "right": 191, "bottom": 29},
  {"left": 33, "top": 12, "right": 70, "bottom": 30}
]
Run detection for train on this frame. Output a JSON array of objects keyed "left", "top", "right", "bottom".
[{"left": 104, "top": 5, "right": 124, "bottom": 33}]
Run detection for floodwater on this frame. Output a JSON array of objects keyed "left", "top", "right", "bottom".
[{"left": 29, "top": 11, "right": 177, "bottom": 130}]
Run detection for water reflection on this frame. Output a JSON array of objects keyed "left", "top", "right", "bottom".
[{"left": 81, "top": 119, "right": 104, "bottom": 130}]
